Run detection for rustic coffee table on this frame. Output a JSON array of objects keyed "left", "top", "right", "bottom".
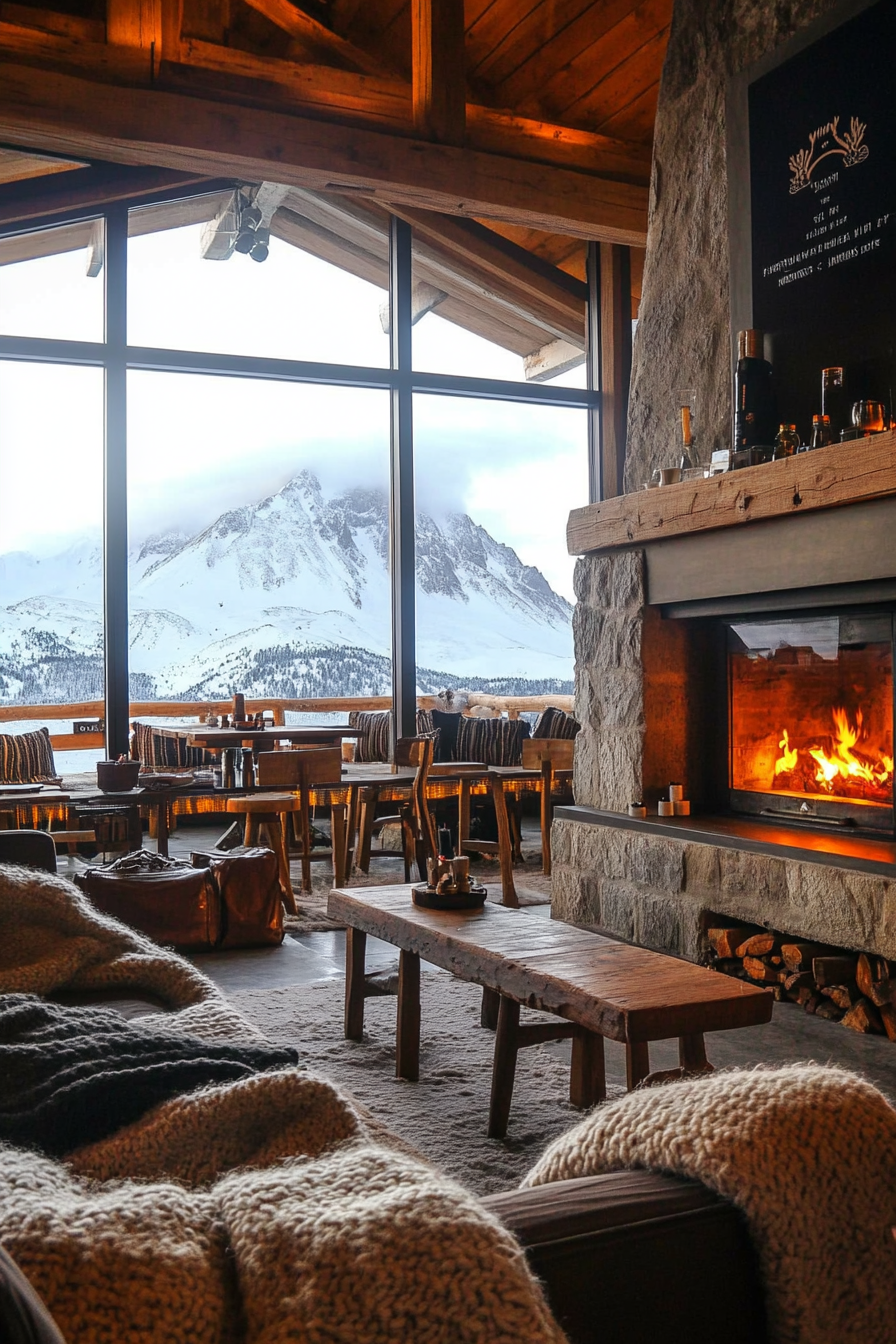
[{"left": 328, "top": 885, "right": 774, "bottom": 1138}]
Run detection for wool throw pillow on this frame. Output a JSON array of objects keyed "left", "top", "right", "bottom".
[
  {"left": 532, "top": 707, "right": 581, "bottom": 739},
  {"left": 456, "top": 715, "right": 530, "bottom": 767},
  {"left": 347, "top": 710, "right": 391, "bottom": 763},
  {"left": 0, "top": 728, "right": 57, "bottom": 784}
]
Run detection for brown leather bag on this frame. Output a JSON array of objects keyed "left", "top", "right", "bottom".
[
  {"left": 208, "top": 847, "right": 284, "bottom": 949},
  {"left": 79, "top": 867, "right": 221, "bottom": 952}
]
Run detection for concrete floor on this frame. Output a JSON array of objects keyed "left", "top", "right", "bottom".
[{"left": 61, "top": 817, "right": 896, "bottom": 1102}]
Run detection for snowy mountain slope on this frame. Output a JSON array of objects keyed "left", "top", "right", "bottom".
[{"left": 0, "top": 472, "right": 573, "bottom": 701}]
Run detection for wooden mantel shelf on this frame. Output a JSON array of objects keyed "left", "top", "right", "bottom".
[{"left": 567, "top": 430, "right": 896, "bottom": 554}]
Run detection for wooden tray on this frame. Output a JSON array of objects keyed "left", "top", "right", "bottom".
[{"left": 412, "top": 883, "right": 487, "bottom": 911}]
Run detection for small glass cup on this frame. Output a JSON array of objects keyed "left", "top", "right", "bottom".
[{"left": 851, "top": 400, "right": 886, "bottom": 435}]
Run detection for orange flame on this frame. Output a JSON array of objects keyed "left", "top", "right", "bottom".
[{"left": 774, "top": 706, "right": 894, "bottom": 795}]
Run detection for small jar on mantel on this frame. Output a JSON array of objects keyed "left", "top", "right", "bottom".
[{"left": 774, "top": 424, "right": 800, "bottom": 459}]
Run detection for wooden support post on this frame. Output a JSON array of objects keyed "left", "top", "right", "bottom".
[
  {"left": 625, "top": 1040, "right": 650, "bottom": 1090},
  {"left": 396, "top": 948, "right": 421, "bottom": 1081},
  {"left": 412, "top": 0, "right": 465, "bottom": 146},
  {"left": 570, "top": 1030, "right": 606, "bottom": 1108},
  {"left": 344, "top": 927, "right": 367, "bottom": 1040},
  {"left": 488, "top": 996, "right": 520, "bottom": 1139},
  {"left": 594, "top": 242, "right": 632, "bottom": 500}
]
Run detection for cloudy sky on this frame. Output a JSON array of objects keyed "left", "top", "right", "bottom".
[{"left": 0, "top": 221, "right": 587, "bottom": 599}]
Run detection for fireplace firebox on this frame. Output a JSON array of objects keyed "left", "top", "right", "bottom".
[{"left": 727, "top": 612, "right": 895, "bottom": 833}]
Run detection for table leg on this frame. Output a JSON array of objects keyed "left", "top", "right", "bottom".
[
  {"left": 540, "top": 759, "right": 553, "bottom": 876},
  {"left": 488, "top": 996, "right": 521, "bottom": 1139},
  {"left": 330, "top": 803, "right": 347, "bottom": 887},
  {"left": 626, "top": 1041, "right": 651, "bottom": 1090},
  {"left": 273, "top": 814, "right": 298, "bottom": 915},
  {"left": 488, "top": 773, "right": 518, "bottom": 908},
  {"left": 156, "top": 796, "right": 170, "bottom": 858},
  {"left": 570, "top": 1030, "right": 606, "bottom": 1108},
  {"left": 344, "top": 927, "right": 367, "bottom": 1040},
  {"left": 458, "top": 779, "right": 471, "bottom": 850},
  {"left": 396, "top": 949, "right": 421, "bottom": 1082},
  {"left": 480, "top": 986, "right": 500, "bottom": 1029},
  {"left": 127, "top": 804, "right": 142, "bottom": 855},
  {"left": 679, "top": 1033, "right": 712, "bottom": 1074},
  {"left": 357, "top": 787, "right": 377, "bottom": 873},
  {"left": 299, "top": 791, "right": 313, "bottom": 895}
]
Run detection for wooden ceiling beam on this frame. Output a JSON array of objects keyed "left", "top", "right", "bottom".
[
  {"left": 0, "top": 59, "right": 647, "bottom": 241},
  {"left": 0, "top": 19, "right": 651, "bottom": 185},
  {"left": 238, "top": 0, "right": 391, "bottom": 75},
  {"left": 412, "top": 0, "right": 465, "bottom": 146}
]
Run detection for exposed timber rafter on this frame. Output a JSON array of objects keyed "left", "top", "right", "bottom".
[
  {"left": 412, "top": 0, "right": 465, "bottom": 147},
  {"left": 0, "top": 38, "right": 648, "bottom": 241},
  {"left": 238, "top": 0, "right": 391, "bottom": 76}
]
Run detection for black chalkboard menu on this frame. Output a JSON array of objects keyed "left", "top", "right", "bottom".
[{"left": 742, "top": 0, "right": 896, "bottom": 440}]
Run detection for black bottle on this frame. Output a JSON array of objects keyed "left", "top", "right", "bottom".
[{"left": 734, "top": 330, "right": 775, "bottom": 450}]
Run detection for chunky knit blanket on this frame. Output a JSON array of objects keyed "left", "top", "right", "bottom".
[
  {"left": 0, "top": 866, "right": 567, "bottom": 1344},
  {"left": 0, "top": 863, "right": 260, "bottom": 1042},
  {"left": 523, "top": 1063, "right": 896, "bottom": 1344},
  {"left": 0, "top": 994, "right": 299, "bottom": 1156}
]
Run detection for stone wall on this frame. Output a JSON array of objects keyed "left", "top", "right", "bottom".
[
  {"left": 551, "top": 819, "right": 896, "bottom": 963},
  {"left": 625, "top": 0, "right": 842, "bottom": 490}
]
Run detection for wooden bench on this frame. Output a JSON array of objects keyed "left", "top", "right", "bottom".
[{"left": 328, "top": 885, "right": 774, "bottom": 1138}]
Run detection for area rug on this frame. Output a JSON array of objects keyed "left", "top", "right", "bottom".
[{"left": 229, "top": 971, "right": 621, "bottom": 1195}]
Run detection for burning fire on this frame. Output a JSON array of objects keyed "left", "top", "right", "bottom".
[{"left": 774, "top": 707, "right": 894, "bottom": 798}]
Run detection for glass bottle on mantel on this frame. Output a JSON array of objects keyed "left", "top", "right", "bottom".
[
  {"left": 821, "top": 367, "right": 848, "bottom": 438},
  {"left": 734, "top": 329, "right": 775, "bottom": 450},
  {"left": 774, "top": 423, "right": 800, "bottom": 458},
  {"left": 803, "top": 413, "right": 833, "bottom": 451}
]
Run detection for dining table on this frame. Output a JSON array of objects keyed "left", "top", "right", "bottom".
[{"left": 153, "top": 724, "right": 364, "bottom": 756}]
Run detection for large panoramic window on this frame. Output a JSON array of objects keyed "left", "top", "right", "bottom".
[
  {"left": 0, "top": 186, "right": 601, "bottom": 767},
  {"left": 0, "top": 360, "right": 105, "bottom": 772},
  {"left": 413, "top": 395, "right": 586, "bottom": 693},
  {"left": 127, "top": 372, "right": 391, "bottom": 707},
  {"left": 128, "top": 198, "right": 389, "bottom": 368}
]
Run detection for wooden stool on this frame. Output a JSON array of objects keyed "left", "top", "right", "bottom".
[{"left": 225, "top": 793, "right": 299, "bottom": 914}]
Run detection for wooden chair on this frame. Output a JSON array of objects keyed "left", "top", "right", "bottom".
[
  {"left": 521, "top": 737, "right": 576, "bottom": 875},
  {"left": 225, "top": 793, "right": 300, "bottom": 913},
  {"left": 255, "top": 747, "right": 345, "bottom": 894},
  {"left": 353, "top": 736, "right": 437, "bottom": 882}
]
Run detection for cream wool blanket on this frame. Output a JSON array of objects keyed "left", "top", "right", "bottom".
[
  {"left": 523, "top": 1063, "right": 896, "bottom": 1344},
  {"left": 0, "top": 867, "right": 567, "bottom": 1344}
]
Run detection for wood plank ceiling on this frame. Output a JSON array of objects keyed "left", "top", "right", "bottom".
[{"left": 0, "top": 0, "right": 670, "bottom": 372}]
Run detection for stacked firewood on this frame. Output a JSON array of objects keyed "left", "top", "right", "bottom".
[{"left": 707, "top": 923, "right": 896, "bottom": 1039}]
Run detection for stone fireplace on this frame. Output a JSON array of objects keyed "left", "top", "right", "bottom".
[
  {"left": 550, "top": 0, "right": 896, "bottom": 970},
  {"left": 551, "top": 475, "right": 896, "bottom": 964}
]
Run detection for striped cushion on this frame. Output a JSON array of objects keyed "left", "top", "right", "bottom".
[
  {"left": 455, "top": 716, "right": 531, "bottom": 767},
  {"left": 0, "top": 727, "right": 57, "bottom": 783},
  {"left": 416, "top": 709, "right": 435, "bottom": 736},
  {"left": 131, "top": 722, "right": 216, "bottom": 769},
  {"left": 532, "top": 707, "right": 581, "bottom": 739},
  {"left": 348, "top": 711, "right": 391, "bottom": 763}
]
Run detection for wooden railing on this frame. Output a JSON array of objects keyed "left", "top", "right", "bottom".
[{"left": 0, "top": 693, "right": 575, "bottom": 753}]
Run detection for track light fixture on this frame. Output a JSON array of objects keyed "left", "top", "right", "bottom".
[{"left": 234, "top": 199, "right": 269, "bottom": 261}]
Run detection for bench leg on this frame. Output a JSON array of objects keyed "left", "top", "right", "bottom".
[
  {"left": 570, "top": 1030, "right": 606, "bottom": 1108},
  {"left": 344, "top": 928, "right": 367, "bottom": 1040},
  {"left": 626, "top": 1041, "right": 651, "bottom": 1090},
  {"left": 480, "top": 986, "right": 500, "bottom": 1030},
  {"left": 679, "top": 1033, "right": 713, "bottom": 1074},
  {"left": 396, "top": 949, "right": 421, "bottom": 1082},
  {"left": 488, "top": 996, "right": 520, "bottom": 1139}
]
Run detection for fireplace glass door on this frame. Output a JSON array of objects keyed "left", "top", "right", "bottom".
[{"left": 727, "top": 613, "right": 895, "bottom": 831}]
